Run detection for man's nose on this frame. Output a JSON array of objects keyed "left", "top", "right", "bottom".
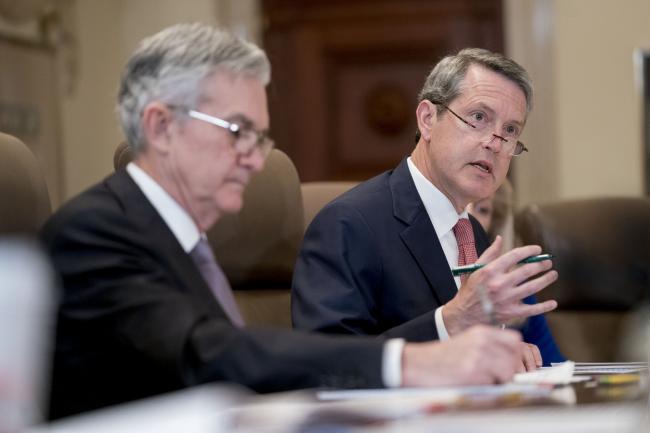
[
  {"left": 481, "top": 133, "right": 507, "bottom": 153},
  {"left": 238, "top": 147, "right": 266, "bottom": 172}
]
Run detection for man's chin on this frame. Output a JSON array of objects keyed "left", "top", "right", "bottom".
[
  {"left": 218, "top": 195, "right": 245, "bottom": 214},
  {"left": 462, "top": 181, "right": 496, "bottom": 202}
]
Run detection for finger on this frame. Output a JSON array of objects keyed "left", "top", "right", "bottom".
[
  {"left": 483, "top": 328, "right": 523, "bottom": 354},
  {"left": 484, "top": 244, "right": 543, "bottom": 273},
  {"left": 476, "top": 235, "right": 503, "bottom": 264},
  {"left": 500, "top": 259, "right": 554, "bottom": 289},
  {"left": 491, "top": 340, "right": 524, "bottom": 383},
  {"left": 530, "top": 343, "right": 543, "bottom": 368},
  {"left": 516, "top": 359, "right": 526, "bottom": 374},
  {"left": 480, "top": 346, "right": 517, "bottom": 384},
  {"left": 521, "top": 343, "right": 538, "bottom": 372},
  {"left": 510, "top": 299, "right": 558, "bottom": 319},
  {"left": 507, "top": 270, "right": 559, "bottom": 303}
]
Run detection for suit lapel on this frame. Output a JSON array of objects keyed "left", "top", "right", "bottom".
[
  {"left": 105, "top": 171, "right": 230, "bottom": 318},
  {"left": 390, "top": 159, "right": 458, "bottom": 305}
]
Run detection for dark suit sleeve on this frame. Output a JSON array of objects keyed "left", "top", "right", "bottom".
[
  {"left": 42, "top": 200, "right": 384, "bottom": 418},
  {"left": 292, "top": 201, "right": 438, "bottom": 341}
]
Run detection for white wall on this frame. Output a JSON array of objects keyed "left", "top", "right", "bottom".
[
  {"left": 59, "top": 0, "right": 223, "bottom": 201},
  {"left": 554, "top": 0, "right": 648, "bottom": 199},
  {"left": 505, "top": 0, "right": 648, "bottom": 207},
  {"left": 59, "top": 0, "right": 123, "bottom": 201}
]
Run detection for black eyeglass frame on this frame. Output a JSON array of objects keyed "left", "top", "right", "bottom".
[{"left": 438, "top": 103, "right": 528, "bottom": 156}]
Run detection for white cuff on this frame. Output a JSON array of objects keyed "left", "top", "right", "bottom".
[
  {"left": 382, "top": 338, "right": 405, "bottom": 388},
  {"left": 434, "top": 306, "right": 450, "bottom": 340}
]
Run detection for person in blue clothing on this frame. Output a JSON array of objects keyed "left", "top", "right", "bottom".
[{"left": 292, "top": 48, "right": 565, "bottom": 368}]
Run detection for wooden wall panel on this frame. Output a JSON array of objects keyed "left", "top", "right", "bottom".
[{"left": 263, "top": 0, "right": 503, "bottom": 181}]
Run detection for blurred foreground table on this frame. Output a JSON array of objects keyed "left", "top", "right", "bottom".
[{"left": 32, "top": 371, "right": 648, "bottom": 433}]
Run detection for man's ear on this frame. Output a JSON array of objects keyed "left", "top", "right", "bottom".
[
  {"left": 415, "top": 100, "right": 437, "bottom": 142},
  {"left": 141, "top": 102, "right": 174, "bottom": 154}
]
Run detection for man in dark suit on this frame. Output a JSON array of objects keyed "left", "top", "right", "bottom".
[
  {"left": 41, "top": 24, "right": 525, "bottom": 420},
  {"left": 292, "top": 49, "right": 565, "bottom": 367}
]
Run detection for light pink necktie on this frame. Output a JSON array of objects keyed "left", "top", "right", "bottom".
[
  {"left": 190, "top": 238, "right": 245, "bottom": 327},
  {"left": 453, "top": 218, "right": 478, "bottom": 283}
]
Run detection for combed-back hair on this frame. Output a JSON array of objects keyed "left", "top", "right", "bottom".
[
  {"left": 415, "top": 48, "right": 532, "bottom": 142},
  {"left": 117, "top": 23, "right": 270, "bottom": 153}
]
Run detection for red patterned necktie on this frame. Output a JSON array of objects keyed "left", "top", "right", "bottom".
[{"left": 453, "top": 218, "right": 478, "bottom": 283}]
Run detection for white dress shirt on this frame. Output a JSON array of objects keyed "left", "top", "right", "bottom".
[
  {"left": 406, "top": 157, "right": 468, "bottom": 340},
  {"left": 127, "top": 162, "right": 201, "bottom": 253},
  {"left": 126, "top": 162, "right": 405, "bottom": 387}
]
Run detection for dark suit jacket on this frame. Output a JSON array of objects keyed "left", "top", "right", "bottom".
[
  {"left": 41, "top": 170, "right": 385, "bottom": 419},
  {"left": 292, "top": 159, "right": 564, "bottom": 363}
]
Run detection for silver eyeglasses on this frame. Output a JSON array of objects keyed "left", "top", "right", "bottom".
[
  {"left": 181, "top": 108, "right": 274, "bottom": 157},
  {"left": 440, "top": 104, "right": 528, "bottom": 156}
]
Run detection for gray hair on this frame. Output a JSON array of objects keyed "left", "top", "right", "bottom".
[
  {"left": 117, "top": 23, "right": 271, "bottom": 153},
  {"left": 415, "top": 48, "right": 532, "bottom": 142}
]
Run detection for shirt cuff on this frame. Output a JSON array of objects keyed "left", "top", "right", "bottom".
[
  {"left": 382, "top": 338, "right": 405, "bottom": 388},
  {"left": 434, "top": 305, "right": 450, "bottom": 340}
]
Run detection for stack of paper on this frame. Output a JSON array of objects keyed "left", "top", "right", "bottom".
[
  {"left": 514, "top": 361, "right": 576, "bottom": 385},
  {"left": 555, "top": 362, "right": 648, "bottom": 375}
]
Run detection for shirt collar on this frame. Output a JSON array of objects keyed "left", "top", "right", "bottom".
[
  {"left": 406, "top": 157, "right": 468, "bottom": 238},
  {"left": 126, "top": 162, "right": 201, "bottom": 252}
]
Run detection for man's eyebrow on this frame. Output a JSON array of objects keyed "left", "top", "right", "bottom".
[
  {"left": 226, "top": 113, "right": 255, "bottom": 128},
  {"left": 475, "top": 102, "right": 525, "bottom": 128}
]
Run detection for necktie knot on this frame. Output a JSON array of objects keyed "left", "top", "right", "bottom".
[
  {"left": 453, "top": 218, "right": 478, "bottom": 275},
  {"left": 191, "top": 238, "right": 215, "bottom": 265},
  {"left": 453, "top": 218, "right": 475, "bottom": 248}
]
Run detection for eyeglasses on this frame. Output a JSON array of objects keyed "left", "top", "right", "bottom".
[
  {"left": 439, "top": 104, "right": 528, "bottom": 156},
  {"left": 180, "top": 108, "right": 274, "bottom": 158}
]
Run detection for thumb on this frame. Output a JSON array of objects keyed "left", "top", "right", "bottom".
[{"left": 477, "top": 235, "right": 503, "bottom": 264}]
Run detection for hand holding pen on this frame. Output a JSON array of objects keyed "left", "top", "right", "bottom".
[
  {"left": 441, "top": 236, "right": 559, "bottom": 337},
  {"left": 452, "top": 253, "right": 554, "bottom": 331},
  {"left": 452, "top": 254, "right": 555, "bottom": 277}
]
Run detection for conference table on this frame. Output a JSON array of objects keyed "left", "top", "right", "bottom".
[{"left": 36, "top": 366, "right": 648, "bottom": 433}]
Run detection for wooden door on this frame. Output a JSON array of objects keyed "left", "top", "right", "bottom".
[{"left": 262, "top": 0, "right": 504, "bottom": 181}]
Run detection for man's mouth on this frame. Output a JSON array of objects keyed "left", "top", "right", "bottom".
[
  {"left": 469, "top": 160, "right": 493, "bottom": 174},
  {"left": 226, "top": 176, "right": 248, "bottom": 187}
]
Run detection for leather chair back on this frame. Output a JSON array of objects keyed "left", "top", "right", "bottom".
[
  {"left": 0, "top": 133, "right": 51, "bottom": 235},
  {"left": 209, "top": 149, "right": 303, "bottom": 328},
  {"left": 301, "top": 181, "right": 358, "bottom": 229},
  {"left": 516, "top": 197, "right": 650, "bottom": 361},
  {"left": 113, "top": 141, "right": 133, "bottom": 172}
]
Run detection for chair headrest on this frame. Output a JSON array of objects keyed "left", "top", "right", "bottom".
[
  {"left": 0, "top": 133, "right": 51, "bottom": 235},
  {"left": 208, "top": 149, "right": 304, "bottom": 288},
  {"left": 301, "top": 181, "right": 358, "bottom": 229},
  {"left": 113, "top": 141, "right": 133, "bottom": 171},
  {"left": 515, "top": 197, "right": 650, "bottom": 310}
]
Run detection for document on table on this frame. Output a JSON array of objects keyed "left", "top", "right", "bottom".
[
  {"left": 514, "top": 360, "right": 578, "bottom": 385},
  {"left": 554, "top": 362, "right": 648, "bottom": 375}
]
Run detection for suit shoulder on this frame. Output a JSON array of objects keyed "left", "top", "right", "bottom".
[
  {"left": 40, "top": 174, "right": 132, "bottom": 245},
  {"left": 324, "top": 170, "right": 393, "bottom": 215}
]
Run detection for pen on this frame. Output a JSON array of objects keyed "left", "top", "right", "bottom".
[{"left": 452, "top": 254, "right": 555, "bottom": 277}]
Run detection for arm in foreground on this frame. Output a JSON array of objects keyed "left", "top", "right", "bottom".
[{"left": 402, "top": 325, "right": 524, "bottom": 386}]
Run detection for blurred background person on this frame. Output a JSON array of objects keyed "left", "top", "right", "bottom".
[{"left": 467, "top": 178, "right": 515, "bottom": 252}]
